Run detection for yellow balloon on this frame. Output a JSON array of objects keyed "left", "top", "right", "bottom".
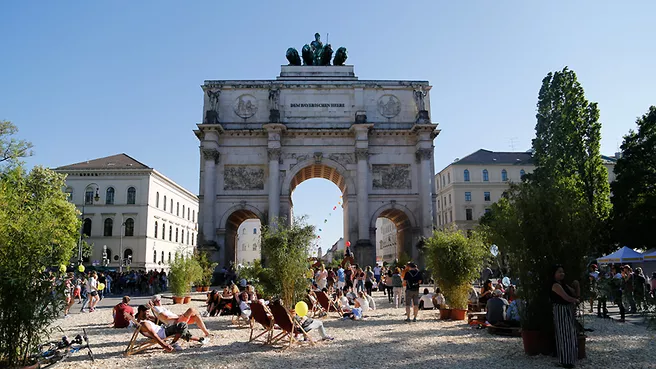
[
  {"left": 98, "top": 283, "right": 105, "bottom": 291},
  {"left": 295, "top": 301, "right": 309, "bottom": 317},
  {"left": 78, "top": 265, "right": 85, "bottom": 273},
  {"left": 59, "top": 264, "right": 67, "bottom": 273}
]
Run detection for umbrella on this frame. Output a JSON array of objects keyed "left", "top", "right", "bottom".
[
  {"left": 643, "top": 250, "right": 656, "bottom": 261},
  {"left": 597, "top": 246, "right": 643, "bottom": 264}
]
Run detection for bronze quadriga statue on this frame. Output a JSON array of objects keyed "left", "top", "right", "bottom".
[{"left": 286, "top": 33, "right": 348, "bottom": 66}]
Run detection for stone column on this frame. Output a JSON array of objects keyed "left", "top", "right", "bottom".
[
  {"left": 416, "top": 147, "right": 434, "bottom": 238},
  {"left": 201, "top": 147, "right": 220, "bottom": 243},
  {"left": 263, "top": 124, "right": 285, "bottom": 229},
  {"left": 355, "top": 148, "right": 369, "bottom": 240}
]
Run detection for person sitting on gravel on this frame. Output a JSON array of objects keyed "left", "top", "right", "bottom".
[
  {"left": 149, "top": 295, "right": 211, "bottom": 337},
  {"left": 486, "top": 289, "right": 509, "bottom": 325},
  {"left": 418, "top": 288, "right": 435, "bottom": 310},
  {"left": 134, "top": 305, "right": 208, "bottom": 352},
  {"left": 113, "top": 296, "right": 134, "bottom": 328}
]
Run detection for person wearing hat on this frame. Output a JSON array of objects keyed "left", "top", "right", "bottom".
[
  {"left": 149, "top": 294, "right": 211, "bottom": 337},
  {"left": 486, "top": 289, "right": 509, "bottom": 325}
]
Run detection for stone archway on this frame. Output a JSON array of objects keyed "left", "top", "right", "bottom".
[
  {"left": 218, "top": 204, "right": 265, "bottom": 267},
  {"left": 370, "top": 203, "right": 420, "bottom": 263}
]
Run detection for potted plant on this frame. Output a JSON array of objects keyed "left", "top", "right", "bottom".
[
  {"left": 424, "top": 228, "right": 486, "bottom": 321},
  {"left": 439, "top": 304, "right": 451, "bottom": 320},
  {"left": 194, "top": 251, "right": 217, "bottom": 292},
  {"left": 169, "top": 252, "right": 202, "bottom": 304}
]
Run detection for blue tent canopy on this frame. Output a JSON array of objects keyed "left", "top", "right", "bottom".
[
  {"left": 643, "top": 250, "right": 656, "bottom": 262},
  {"left": 597, "top": 246, "right": 643, "bottom": 264}
]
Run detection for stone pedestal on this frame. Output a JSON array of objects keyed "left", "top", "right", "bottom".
[
  {"left": 278, "top": 65, "right": 357, "bottom": 80},
  {"left": 354, "top": 239, "right": 376, "bottom": 268}
]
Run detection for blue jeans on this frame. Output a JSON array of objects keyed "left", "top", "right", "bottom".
[{"left": 356, "top": 280, "right": 364, "bottom": 292}]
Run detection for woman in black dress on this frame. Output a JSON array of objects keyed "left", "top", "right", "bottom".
[{"left": 551, "top": 265, "right": 580, "bottom": 368}]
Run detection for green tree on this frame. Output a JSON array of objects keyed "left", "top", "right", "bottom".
[
  {"left": 261, "top": 216, "right": 315, "bottom": 308},
  {"left": 533, "top": 67, "right": 611, "bottom": 246},
  {"left": 611, "top": 106, "right": 656, "bottom": 250},
  {"left": 0, "top": 120, "right": 33, "bottom": 166},
  {"left": 0, "top": 166, "right": 80, "bottom": 366}
]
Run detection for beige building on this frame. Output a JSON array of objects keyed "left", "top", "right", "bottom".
[
  {"left": 435, "top": 149, "right": 618, "bottom": 233},
  {"left": 235, "top": 219, "right": 261, "bottom": 266},
  {"left": 376, "top": 218, "right": 398, "bottom": 263},
  {"left": 55, "top": 154, "right": 199, "bottom": 271}
]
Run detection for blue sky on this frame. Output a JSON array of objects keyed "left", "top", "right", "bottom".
[{"left": 1, "top": 1, "right": 654, "bottom": 252}]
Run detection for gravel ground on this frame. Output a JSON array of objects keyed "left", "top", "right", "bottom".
[{"left": 53, "top": 293, "right": 656, "bottom": 369}]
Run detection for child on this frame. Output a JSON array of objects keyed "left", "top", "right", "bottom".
[{"left": 432, "top": 288, "right": 445, "bottom": 309}]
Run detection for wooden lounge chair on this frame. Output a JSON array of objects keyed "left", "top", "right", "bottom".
[
  {"left": 123, "top": 320, "right": 173, "bottom": 356},
  {"left": 316, "top": 291, "right": 343, "bottom": 317},
  {"left": 249, "top": 301, "right": 276, "bottom": 344},
  {"left": 268, "top": 301, "right": 314, "bottom": 350},
  {"left": 307, "top": 292, "right": 326, "bottom": 318}
]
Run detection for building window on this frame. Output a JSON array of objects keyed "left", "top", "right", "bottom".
[
  {"left": 466, "top": 208, "right": 473, "bottom": 221},
  {"left": 242, "top": 228, "right": 246, "bottom": 235},
  {"left": 163, "top": 196, "right": 167, "bottom": 211},
  {"left": 484, "top": 192, "right": 491, "bottom": 202},
  {"left": 170, "top": 199, "right": 173, "bottom": 213},
  {"left": 482, "top": 169, "right": 489, "bottom": 182},
  {"left": 127, "top": 187, "right": 136, "bottom": 205},
  {"left": 448, "top": 194, "right": 451, "bottom": 204},
  {"left": 253, "top": 243, "right": 257, "bottom": 251},
  {"left": 182, "top": 205, "right": 185, "bottom": 219},
  {"left": 82, "top": 218, "right": 92, "bottom": 237},
  {"left": 192, "top": 210, "right": 195, "bottom": 222},
  {"left": 464, "top": 170, "right": 470, "bottom": 182},
  {"left": 124, "top": 248, "right": 133, "bottom": 260},
  {"left": 438, "top": 215, "right": 441, "bottom": 225},
  {"left": 443, "top": 197, "right": 446, "bottom": 207},
  {"left": 465, "top": 192, "right": 471, "bottom": 202},
  {"left": 156, "top": 192, "right": 160, "bottom": 208},
  {"left": 447, "top": 172, "right": 451, "bottom": 184},
  {"left": 181, "top": 230, "right": 184, "bottom": 244},
  {"left": 176, "top": 202, "right": 179, "bottom": 216},
  {"left": 161, "top": 251, "right": 164, "bottom": 264},
  {"left": 169, "top": 226, "right": 172, "bottom": 241},
  {"left": 105, "top": 187, "right": 115, "bottom": 205},
  {"left": 253, "top": 228, "right": 257, "bottom": 234},
  {"left": 153, "top": 249, "right": 157, "bottom": 263},
  {"left": 168, "top": 252, "right": 171, "bottom": 264},
  {"left": 501, "top": 169, "right": 508, "bottom": 182},
  {"left": 65, "top": 187, "right": 74, "bottom": 202},
  {"left": 520, "top": 169, "right": 526, "bottom": 179},
  {"left": 449, "top": 211, "right": 452, "bottom": 223},
  {"left": 154, "top": 221, "right": 158, "bottom": 238},
  {"left": 103, "top": 218, "right": 113, "bottom": 236},
  {"left": 175, "top": 228, "right": 179, "bottom": 242},
  {"left": 85, "top": 188, "right": 94, "bottom": 205},
  {"left": 467, "top": 229, "right": 472, "bottom": 238},
  {"left": 161, "top": 223, "right": 165, "bottom": 240},
  {"left": 187, "top": 208, "right": 190, "bottom": 220},
  {"left": 186, "top": 231, "right": 189, "bottom": 245},
  {"left": 442, "top": 176, "right": 445, "bottom": 187},
  {"left": 124, "top": 218, "right": 135, "bottom": 236},
  {"left": 485, "top": 208, "right": 492, "bottom": 214},
  {"left": 191, "top": 234, "right": 194, "bottom": 246},
  {"left": 437, "top": 200, "right": 440, "bottom": 209}
]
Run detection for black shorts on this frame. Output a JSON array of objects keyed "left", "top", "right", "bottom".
[
  {"left": 89, "top": 291, "right": 98, "bottom": 296},
  {"left": 164, "top": 322, "right": 192, "bottom": 341}
]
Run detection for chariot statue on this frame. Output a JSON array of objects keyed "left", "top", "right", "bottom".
[{"left": 286, "top": 33, "right": 348, "bottom": 66}]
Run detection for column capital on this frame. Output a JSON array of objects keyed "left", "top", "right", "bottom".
[
  {"left": 202, "top": 148, "right": 220, "bottom": 163},
  {"left": 267, "top": 147, "right": 282, "bottom": 161},
  {"left": 415, "top": 148, "right": 433, "bottom": 162},
  {"left": 355, "top": 148, "right": 369, "bottom": 161}
]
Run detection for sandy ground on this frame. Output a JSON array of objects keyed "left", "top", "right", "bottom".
[{"left": 53, "top": 293, "right": 656, "bottom": 369}]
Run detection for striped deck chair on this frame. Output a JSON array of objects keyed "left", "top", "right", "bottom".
[
  {"left": 268, "top": 301, "right": 314, "bottom": 350},
  {"left": 123, "top": 319, "right": 173, "bottom": 356},
  {"left": 248, "top": 301, "right": 277, "bottom": 344},
  {"left": 316, "top": 291, "right": 343, "bottom": 317},
  {"left": 307, "top": 292, "right": 325, "bottom": 318}
]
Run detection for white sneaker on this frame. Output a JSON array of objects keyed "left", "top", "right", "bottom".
[{"left": 199, "top": 337, "right": 209, "bottom": 345}]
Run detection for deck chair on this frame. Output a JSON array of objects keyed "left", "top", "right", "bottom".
[
  {"left": 230, "top": 297, "right": 249, "bottom": 327},
  {"left": 248, "top": 301, "right": 276, "bottom": 344},
  {"left": 123, "top": 320, "right": 173, "bottom": 356},
  {"left": 307, "top": 292, "right": 325, "bottom": 317},
  {"left": 316, "top": 291, "right": 343, "bottom": 317},
  {"left": 268, "top": 301, "right": 314, "bottom": 350}
]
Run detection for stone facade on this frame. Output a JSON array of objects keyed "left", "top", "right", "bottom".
[
  {"left": 235, "top": 219, "right": 262, "bottom": 266},
  {"left": 195, "top": 65, "right": 439, "bottom": 268}
]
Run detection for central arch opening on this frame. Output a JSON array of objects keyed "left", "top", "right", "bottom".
[
  {"left": 375, "top": 208, "right": 412, "bottom": 264},
  {"left": 225, "top": 209, "right": 261, "bottom": 266},
  {"left": 289, "top": 163, "right": 349, "bottom": 265}
]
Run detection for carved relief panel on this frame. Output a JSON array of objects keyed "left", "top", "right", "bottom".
[
  {"left": 372, "top": 164, "right": 412, "bottom": 189},
  {"left": 224, "top": 165, "right": 265, "bottom": 190}
]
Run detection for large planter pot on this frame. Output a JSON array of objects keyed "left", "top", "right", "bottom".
[
  {"left": 451, "top": 309, "right": 468, "bottom": 321},
  {"left": 521, "top": 330, "right": 542, "bottom": 356},
  {"left": 578, "top": 334, "right": 586, "bottom": 359},
  {"left": 439, "top": 308, "right": 452, "bottom": 320},
  {"left": 183, "top": 296, "right": 192, "bottom": 304},
  {"left": 202, "top": 286, "right": 210, "bottom": 292},
  {"left": 172, "top": 296, "right": 184, "bottom": 304},
  {"left": 195, "top": 287, "right": 203, "bottom": 292}
]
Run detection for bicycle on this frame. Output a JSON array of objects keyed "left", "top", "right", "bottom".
[{"left": 22, "top": 328, "right": 94, "bottom": 369}]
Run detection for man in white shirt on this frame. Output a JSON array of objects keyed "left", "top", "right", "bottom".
[
  {"left": 150, "top": 295, "right": 211, "bottom": 337},
  {"left": 373, "top": 265, "right": 382, "bottom": 285},
  {"left": 134, "top": 305, "right": 207, "bottom": 351},
  {"left": 419, "top": 288, "right": 435, "bottom": 310}
]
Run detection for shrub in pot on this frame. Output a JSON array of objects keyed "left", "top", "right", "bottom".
[
  {"left": 169, "top": 252, "right": 202, "bottom": 303},
  {"left": 194, "top": 250, "right": 217, "bottom": 291},
  {"left": 424, "top": 228, "right": 486, "bottom": 321}
]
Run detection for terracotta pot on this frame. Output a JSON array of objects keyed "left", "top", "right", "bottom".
[
  {"left": 202, "top": 286, "right": 210, "bottom": 292},
  {"left": 439, "top": 308, "right": 451, "bottom": 320},
  {"left": 172, "top": 296, "right": 184, "bottom": 304},
  {"left": 183, "top": 296, "right": 192, "bottom": 304},
  {"left": 578, "top": 334, "right": 586, "bottom": 359},
  {"left": 195, "top": 287, "right": 203, "bottom": 292},
  {"left": 451, "top": 308, "right": 467, "bottom": 321},
  {"left": 521, "top": 330, "right": 542, "bottom": 356}
]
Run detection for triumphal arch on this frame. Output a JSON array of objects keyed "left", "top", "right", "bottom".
[{"left": 195, "top": 34, "right": 439, "bottom": 268}]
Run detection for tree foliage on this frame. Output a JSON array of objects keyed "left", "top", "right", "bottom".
[
  {"left": 0, "top": 166, "right": 80, "bottom": 366},
  {"left": 611, "top": 106, "right": 656, "bottom": 250},
  {"left": 168, "top": 251, "right": 202, "bottom": 297},
  {"left": 0, "top": 120, "right": 33, "bottom": 166},
  {"left": 424, "top": 228, "right": 487, "bottom": 310},
  {"left": 194, "top": 250, "right": 217, "bottom": 286},
  {"left": 260, "top": 216, "right": 315, "bottom": 308}
]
